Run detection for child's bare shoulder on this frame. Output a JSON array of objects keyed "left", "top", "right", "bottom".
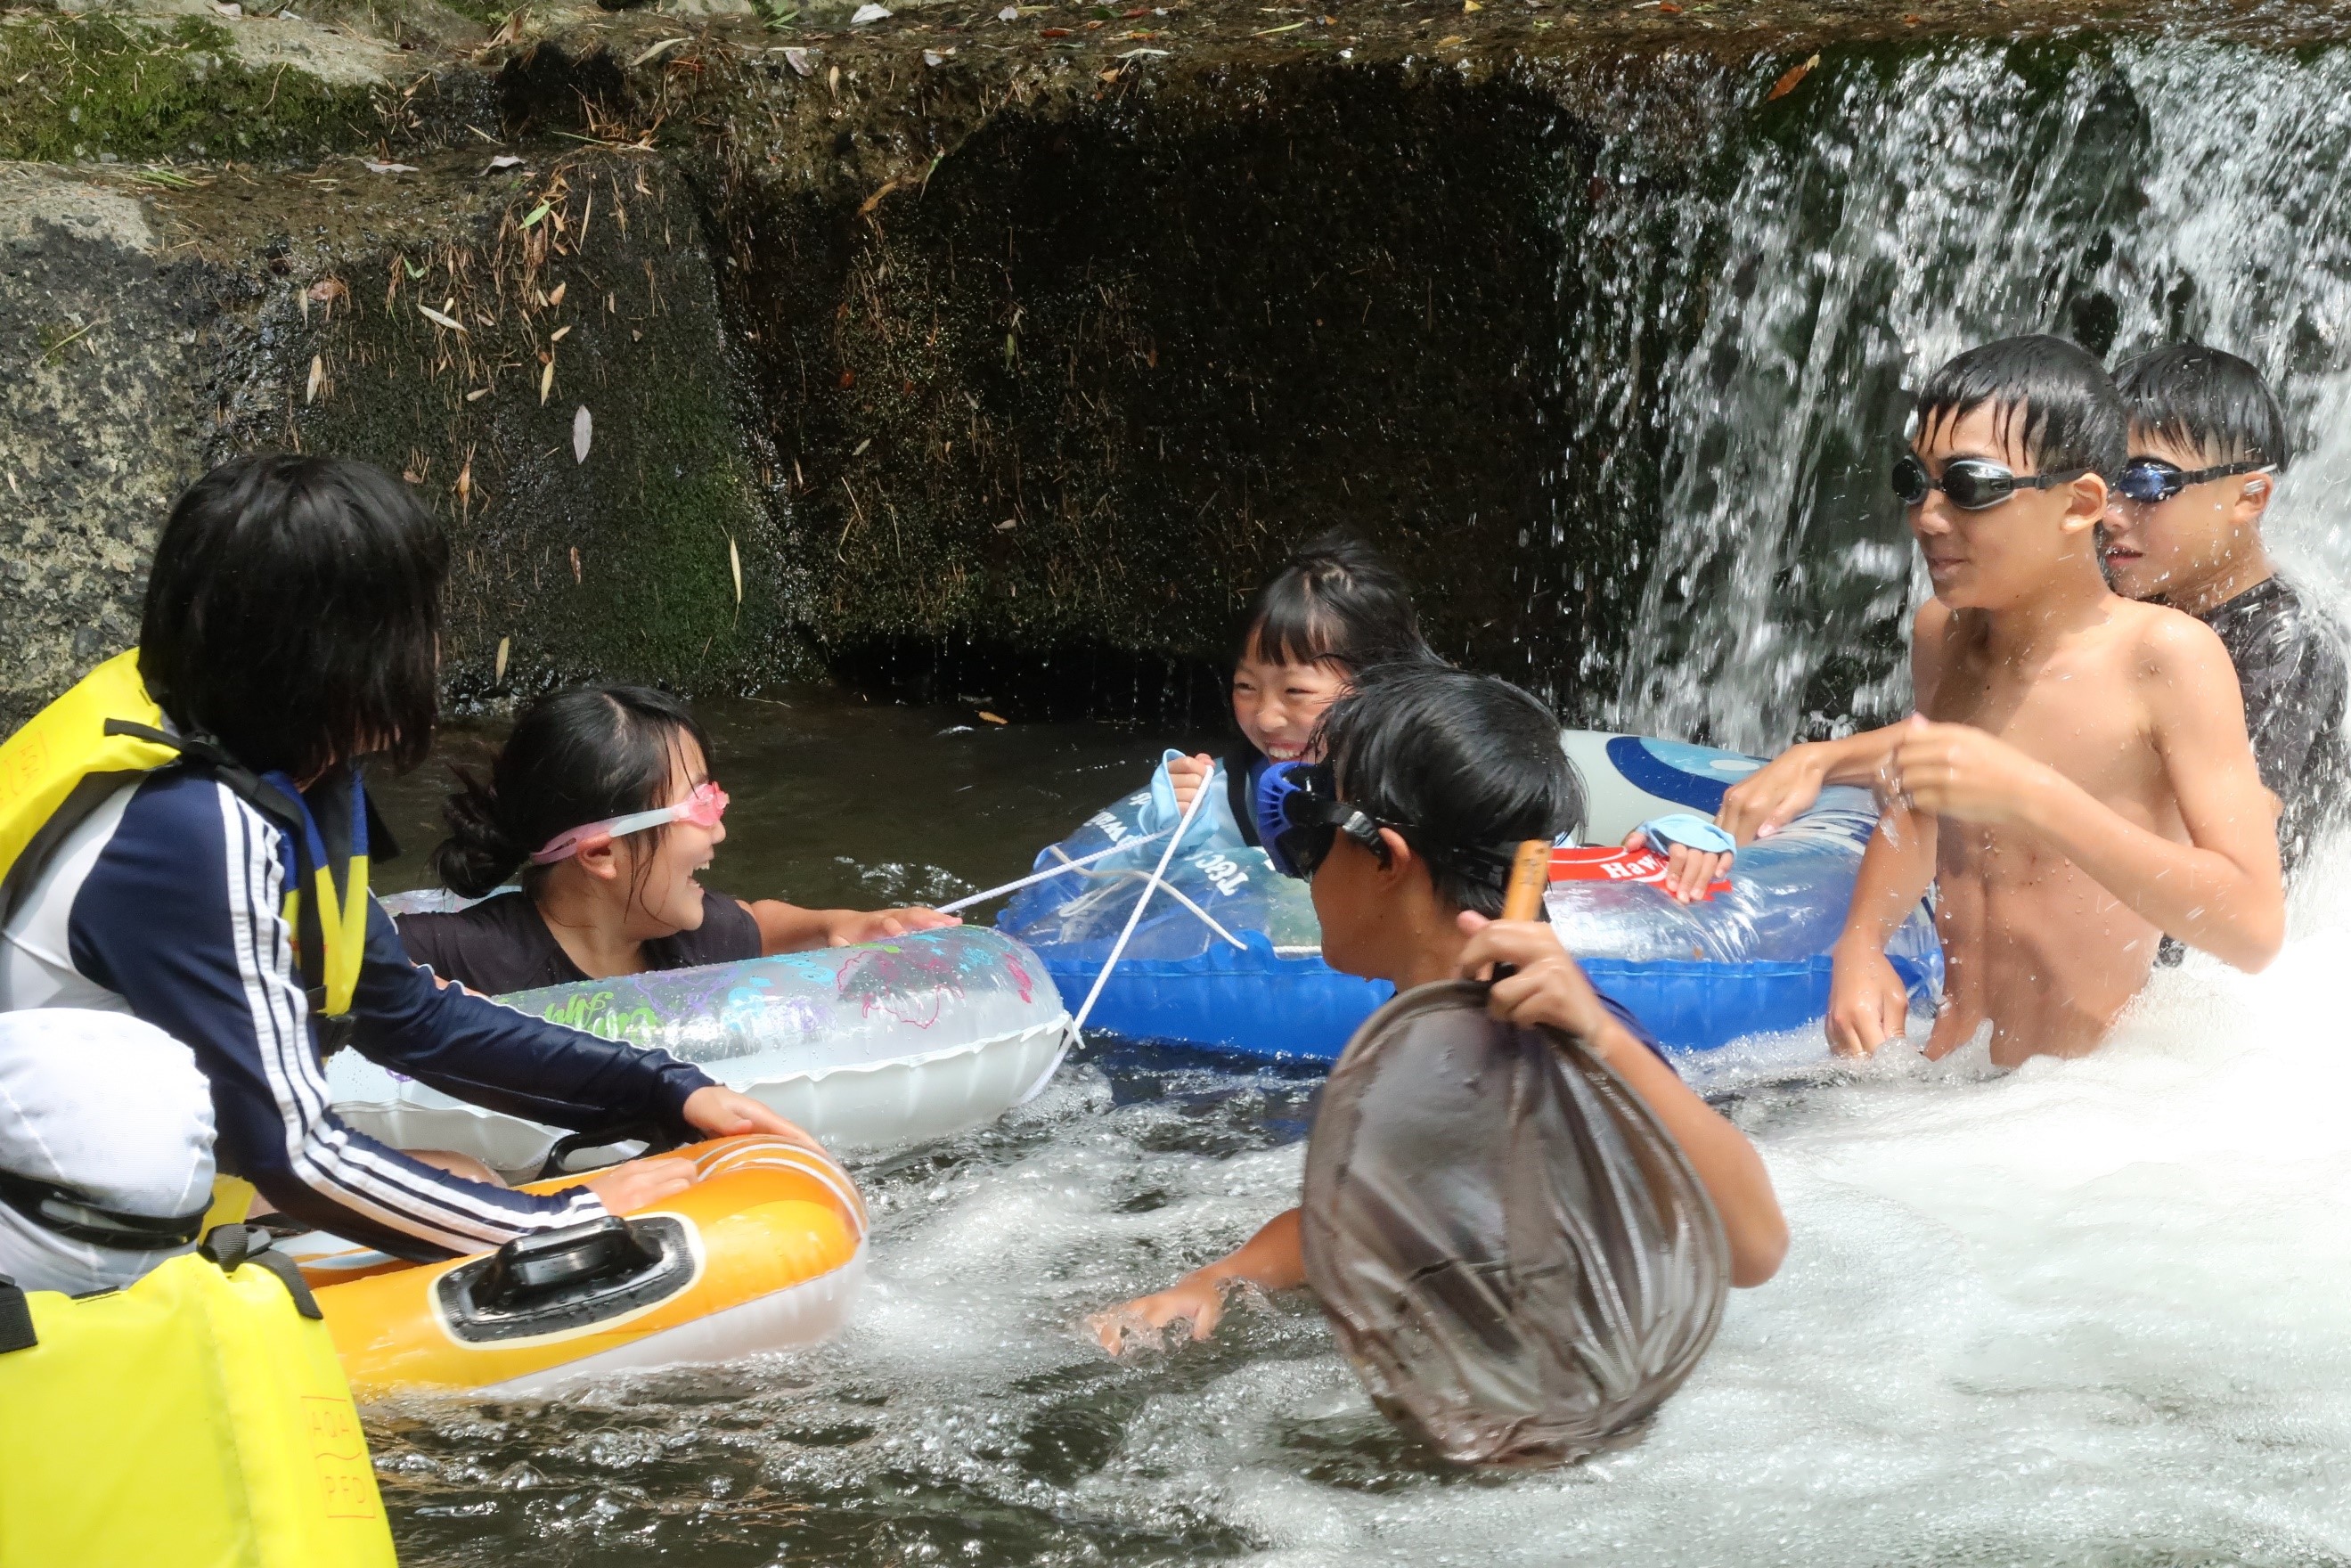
[{"left": 2111, "top": 596, "right": 2233, "bottom": 682}]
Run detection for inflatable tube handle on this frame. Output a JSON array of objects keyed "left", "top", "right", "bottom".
[
  {"left": 0, "top": 1277, "right": 35, "bottom": 1353},
  {"left": 537, "top": 1122, "right": 678, "bottom": 1182}
]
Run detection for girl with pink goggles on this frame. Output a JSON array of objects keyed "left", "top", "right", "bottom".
[{"left": 529, "top": 780, "right": 730, "bottom": 865}]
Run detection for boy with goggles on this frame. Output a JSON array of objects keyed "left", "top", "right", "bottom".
[
  {"left": 2101, "top": 343, "right": 2346, "bottom": 872},
  {"left": 1822, "top": 335, "right": 2282, "bottom": 1066},
  {"left": 1661, "top": 343, "right": 2344, "bottom": 902}
]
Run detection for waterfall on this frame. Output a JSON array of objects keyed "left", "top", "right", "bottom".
[{"left": 1581, "top": 41, "right": 2351, "bottom": 754}]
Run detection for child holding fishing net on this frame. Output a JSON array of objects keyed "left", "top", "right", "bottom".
[{"left": 1090, "top": 664, "right": 1786, "bottom": 1368}]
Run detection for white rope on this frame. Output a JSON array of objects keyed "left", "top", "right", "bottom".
[
  {"left": 1059, "top": 865, "right": 1247, "bottom": 951},
  {"left": 1073, "top": 764, "right": 1217, "bottom": 1033},
  {"left": 935, "top": 829, "right": 1173, "bottom": 915}
]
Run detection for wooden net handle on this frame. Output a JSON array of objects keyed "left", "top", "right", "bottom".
[{"left": 1500, "top": 839, "right": 1551, "bottom": 922}]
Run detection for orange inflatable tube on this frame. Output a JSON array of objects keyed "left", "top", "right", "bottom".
[{"left": 302, "top": 1136, "right": 867, "bottom": 1395}]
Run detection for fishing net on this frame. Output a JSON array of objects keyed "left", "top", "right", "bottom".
[{"left": 1300, "top": 981, "right": 1730, "bottom": 1467}]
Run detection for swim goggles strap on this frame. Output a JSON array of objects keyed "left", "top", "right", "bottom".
[
  {"left": 530, "top": 781, "right": 730, "bottom": 865},
  {"left": 1635, "top": 813, "right": 1736, "bottom": 859}
]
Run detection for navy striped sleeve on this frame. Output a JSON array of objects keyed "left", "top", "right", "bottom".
[
  {"left": 347, "top": 897, "right": 714, "bottom": 1136},
  {"left": 66, "top": 771, "right": 618, "bottom": 1261}
]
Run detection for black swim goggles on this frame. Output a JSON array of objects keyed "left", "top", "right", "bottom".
[
  {"left": 2114, "top": 457, "right": 2272, "bottom": 505},
  {"left": 1893, "top": 453, "right": 2090, "bottom": 511},
  {"left": 1253, "top": 762, "right": 1522, "bottom": 889},
  {"left": 1256, "top": 762, "right": 1398, "bottom": 879}
]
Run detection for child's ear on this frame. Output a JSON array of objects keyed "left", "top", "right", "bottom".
[
  {"left": 576, "top": 838, "right": 624, "bottom": 883},
  {"left": 1375, "top": 827, "right": 1416, "bottom": 882},
  {"left": 2059, "top": 472, "right": 2109, "bottom": 534}
]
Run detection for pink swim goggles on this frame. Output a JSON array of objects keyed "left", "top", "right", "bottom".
[{"left": 529, "top": 781, "right": 730, "bottom": 865}]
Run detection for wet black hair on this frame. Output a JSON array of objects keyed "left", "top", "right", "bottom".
[
  {"left": 1317, "top": 662, "right": 1583, "bottom": 918},
  {"left": 2111, "top": 343, "right": 2293, "bottom": 471},
  {"left": 1238, "top": 530, "right": 1428, "bottom": 672},
  {"left": 431, "top": 685, "right": 714, "bottom": 899},
  {"left": 1913, "top": 334, "right": 2127, "bottom": 480},
  {"left": 139, "top": 453, "right": 447, "bottom": 779}
]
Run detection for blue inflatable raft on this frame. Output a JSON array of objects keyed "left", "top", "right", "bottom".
[{"left": 996, "top": 731, "right": 1942, "bottom": 1059}]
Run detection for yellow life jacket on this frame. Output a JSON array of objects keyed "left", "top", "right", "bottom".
[
  {"left": 0, "top": 1229, "right": 398, "bottom": 1568},
  {"left": 0, "top": 650, "right": 371, "bottom": 1017}
]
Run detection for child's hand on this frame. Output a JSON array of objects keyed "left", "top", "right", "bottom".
[
  {"left": 1825, "top": 939, "right": 1911, "bottom": 1058},
  {"left": 1717, "top": 745, "right": 1830, "bottom": 843},
  {"left": 1455, "top": 911, "right": 1626, "bottom": 1059},
  {"left": 1088, "top": 1272, "right": 1229, "bottom": 1355},
  {"left": 1623, "top": 829, "right": 1733, "bottom": 903},
  {"left": 682, "top": 1085, "right": 827, "bottom": 1156},
  {"left": 827, "top": 907, "right": 961, "bottom": 945},
  {"left": 1164, "top": 753, "right": 1215, "bottom": 813},
  {"left": 1882, "top": 715, "right": 2053, "bottom": 828},
  {"left": 581, "top": 1155, "right": 698, "bottom": 1213}
]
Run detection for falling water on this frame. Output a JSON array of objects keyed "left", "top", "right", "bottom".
[{"left": 1595, "top": 40, "right": 2351, "bottom": 753}]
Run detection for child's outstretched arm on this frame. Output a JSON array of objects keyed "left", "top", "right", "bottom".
[
  {"left": 741, "top": 898, "right": 959, "bottom": 952},
  {"left": 1090, "top": 1207, "right": 1303, "bottom": 1353},
  {"left": 1882, "top": 619, "right": 2283, "bottom": 970},
  {"left": 1457, "top": 914, "right": 1787, "bottom": 1287},
  {"left": 1635, "top": 725, "right": 1913, "bottom": 903}
]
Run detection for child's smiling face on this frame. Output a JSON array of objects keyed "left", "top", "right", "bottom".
[
  {"left": 624, "top": 737, "right": 724, "bottom": 937},
  {"left": 1230, "top": 643, "right": 1350, "bottom": 764}
]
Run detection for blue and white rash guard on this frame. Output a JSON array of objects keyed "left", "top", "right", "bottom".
[{"left": 0, "top": 766, "right": 717, "bottom": 1261}]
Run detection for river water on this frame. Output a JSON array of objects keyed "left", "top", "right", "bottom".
[
  {"left": 362, "top": 33, "right": 2351, "bottom": 1568},
  {"left": 364, "top": 692, "right": 2351, "bottom": 1568}
]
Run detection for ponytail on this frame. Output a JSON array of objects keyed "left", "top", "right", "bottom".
[
  {"left": 429, "top": 765, "right": 527, "bottom": 898},
  {"left": 426, "top": 686, "right": 714, "bottom": 897}
]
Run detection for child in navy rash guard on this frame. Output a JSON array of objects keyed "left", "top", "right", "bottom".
[
  {"left": 0, "top": 454, "right": 808, "bottom": 1280},
  {"left": 2102, "top": 344, "right": 2347, "bottom": 874}
]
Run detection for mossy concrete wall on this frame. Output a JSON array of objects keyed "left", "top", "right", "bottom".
[
  {"left": 4, "top": 0, "right": 2347, "bottom": 726},
  {"left": 0, "top": 144, "right": 788, "bottom": 728}
]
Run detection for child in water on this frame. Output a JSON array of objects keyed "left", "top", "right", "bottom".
[
  {"left": 1828, "top": 335, "right": 2283, "bottom": 1065},
  {"left": 1091, "top": 664, "right": 1786, "bottom": 1352},
  {"left": 1149, "top": 530, "right": 1430, "bottom": 839},
  {"left": 2102, "top": 344, "right": 2347, "bottom": 872},
  {"left": 1669, "top": 344, "right": 2344, "bottom": 898},
  {"left": 398, "top": 686, "right": 954, "bottom": 995}
]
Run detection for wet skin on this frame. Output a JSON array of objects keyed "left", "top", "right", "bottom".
[
  {"left": 1828, "top": 404, "right": 2282, "bottom": 1066},
  {"left": 2101, "top": 427, "right": 2279, "bottom": 614}
]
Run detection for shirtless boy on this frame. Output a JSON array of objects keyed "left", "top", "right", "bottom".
[{"left": 1826, "top": 334, "right": 2283, "bottom": 1065}]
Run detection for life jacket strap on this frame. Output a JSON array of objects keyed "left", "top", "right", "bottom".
[
  {"left": 199, "top": 1225, "right": 323, "bottom": 1320},
  {"left": 0, "top": 1167, "right": 211, "bottom": 1252}
]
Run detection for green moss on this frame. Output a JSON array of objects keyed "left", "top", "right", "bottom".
[
  {"left": 246, "top": 152, "right": 802, "bottom": 699},
  {"left": 0, "top": 15, "right": 383, "bottom": 165}
]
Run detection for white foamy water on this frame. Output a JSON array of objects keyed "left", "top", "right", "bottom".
[
  {"left": 747, "top": 856, "right": 2351, "bottom": 1568},
  {"left": 379, "top": 854, "right": 2351, "bottom": 1568}
]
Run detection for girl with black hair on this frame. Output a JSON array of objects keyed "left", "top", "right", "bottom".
[
  {"left": 0, "top": 454, "right": 806, "bottom": 1287},
  {"left": 398, "top": 688, "right": 953, "bottom": 995},
  {"left": 1144, "top": 530, "right": 1433, "bottom": 845}
]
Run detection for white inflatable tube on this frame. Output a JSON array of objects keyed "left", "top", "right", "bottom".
[{"left": 340, "top": 916, "right": 1075, "bottom": 1171}]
